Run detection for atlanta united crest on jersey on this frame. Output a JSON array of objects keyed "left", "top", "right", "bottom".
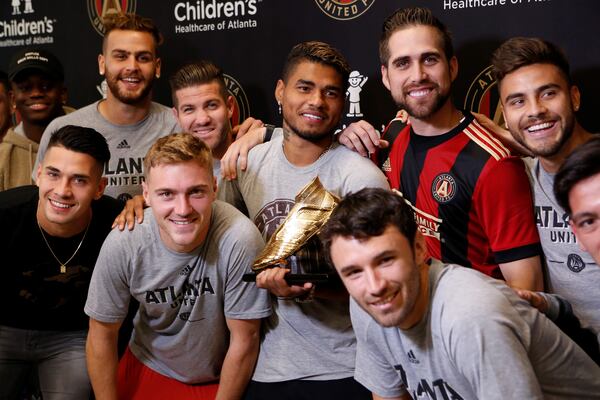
[{"left": 381, "top": 111, "right": 540, "bottom": 278}]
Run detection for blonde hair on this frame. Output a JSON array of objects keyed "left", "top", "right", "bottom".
[{"left": 144, "top": 133, "right": 213, "bottom": 177}]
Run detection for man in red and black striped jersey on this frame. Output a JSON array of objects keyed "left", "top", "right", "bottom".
[{"left": 340, "top": 7, "right": 543, "bottom": 291}]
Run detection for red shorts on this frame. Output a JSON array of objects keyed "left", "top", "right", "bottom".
[{"left": 117, "top": 347, "right": 219, "bottom": 400}]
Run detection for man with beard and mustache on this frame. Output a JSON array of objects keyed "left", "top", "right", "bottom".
[
  {"left": 0, "top": 48, "right": 69, "bottom": 191},
  {"left": 492, "top": 37, "right": 600, "bottom": 338},
  {"left": 339, "top": 7, "right": 543, "bottom": 291},
  {"left": 34, "top": 13, "right": 178, "bottom": 202},
  {"left": 222, "top": 42, "right": 388, "bottom": 400}
]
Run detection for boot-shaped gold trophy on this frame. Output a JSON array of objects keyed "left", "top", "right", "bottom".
[{"left": 242, "top": 177, "right": 339, "bottom": 284}]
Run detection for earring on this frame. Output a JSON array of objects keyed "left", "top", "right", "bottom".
[
  {"left": 278, "top": 102, "right": 282, "bottom": 115},
  {"left": 574, "top": 104, "right": 580, "bottom": 111}
]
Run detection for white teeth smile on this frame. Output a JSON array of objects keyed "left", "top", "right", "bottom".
[
  {"left": 122, "top": 78, "right": 140, "bottom": 83},
  {"left": 409, "top": 89, "right": 430, "bottom": 98},
  {"left": 50, "top": 199, "right": 72, "bottom": 209},
  {"left": 527, "top": 122, "right": 554, "bottom": 132},
  {"left": 372, "top": 292, "right": 396, "bottom": 306},
  {"left": 302, "top": 113, "right": 323, "bottom": 120},
  {"left": 172, "top": 220, "right": 192, "bottom": 225}
]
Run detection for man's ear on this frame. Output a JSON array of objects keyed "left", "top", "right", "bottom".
[
  {"left": 142, "top": 179, "right": 150, "bottom": 206},
  {"left": 413, "top": 231, "right": 428, "bottom": 265},
  {"left": 94, "top": 176, "right": 108, "bottom": 200},
  {"left": 35, "top": 163, "right": 42, "bottom": 186},
  {"left": 449, "top": 56, "right": 458, "bottom": 82},
  {"left": 226, "top": 95, "right": 234, "bottom": 120},
  {"left": 275, "top": 79, "right": 285, "bottom": 106},
  {"left": 381, "top": 64, "right": 391, "bottom": 92},
  {"left": 155, "top": 57, "right": 162, "bottom": 79},
  {"left": 98, "top": 54, "right": 105, "bottom": 76},
  {"left": 571, "top": 85, "right": 581, "bottom": 112}
]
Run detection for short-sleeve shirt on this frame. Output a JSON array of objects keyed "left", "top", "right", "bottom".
[{"left": 85, "top": 201, "right": 271, "bottom": 384}]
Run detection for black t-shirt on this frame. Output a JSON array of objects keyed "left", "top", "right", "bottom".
[{"left": 0, "top": 185, "right": 123, "bottom": 331}]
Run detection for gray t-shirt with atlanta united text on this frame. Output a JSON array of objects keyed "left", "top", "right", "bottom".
[
  {"left": 222, "top": 129, "right": 390, "bottom": 382},
  {"left": 526, "top": 158, "right": 600, "bottom": 339},
  {"left": 85, "top": 201, "right": 271, "bottom": 384},
  {"left": 352, "top": 261, "right": 600, "bottom": 399},
  {"left": 35, "top": 101, "right": 179, "bottom": 201}
]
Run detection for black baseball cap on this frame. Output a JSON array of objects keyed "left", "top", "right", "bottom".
[{"left": 8, "top": 48, "right": 64, "bottom": 82}]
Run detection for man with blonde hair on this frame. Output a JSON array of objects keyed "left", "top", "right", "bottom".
[{"left": 85, "top": 133, "right": 270, "bottom": 400}]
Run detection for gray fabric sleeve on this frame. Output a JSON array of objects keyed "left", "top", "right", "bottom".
[
  {"left": 84, "top": 229, "right": 133, "bottom": 323},
  {"left": 444, "top": 298, "right": 544, "bottom": 399},
  {"left": 223, "top": 220, "right": 270, "bottom": 320}
]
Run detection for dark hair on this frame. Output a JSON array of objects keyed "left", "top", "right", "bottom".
[
  {"left": 320, "top": 188, "right": 417, "bottom": 264},
  {"left": 47, "top": 125, "right": 110, "bottom": 171},
  {"left": 0, "top": 70, "right": 9, "bottom": 91},
  {"left": 282, "top": 41, "right": 351, "bottom": 90},
  {"left": 379, "top": 7, "right": 453, "bottom": 65},
  {"left": 169, "top": 61, "right": 228, "bottom": 108},
  {"left": 492, "top": 37, "right": 571, "bottom": 86},
  {"left": 102, "top": 13, "right": 163, "bottom": 51},
  {"left": 554, "top": 136, "right": 600, "bottom": 215}
]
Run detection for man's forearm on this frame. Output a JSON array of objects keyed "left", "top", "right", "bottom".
[
  {"left": 499, "top": 256, "right": 544, "bottom": 291},
  {"left": 86, "top": 320, "right": 120, "bottom": 400},
  {"left": 215, "top": 320, "right": 261, "bottom": 400}
]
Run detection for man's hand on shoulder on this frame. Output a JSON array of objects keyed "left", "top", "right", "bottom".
[
  {"left": 221, "top": 125, "right": 268, "bottom": 181},
  {"left": 472, "top": 112, "right": 533, "bottom": 157},
  {"left": 112, "top": 194, "right": 146, "bottom": 231},
  {"left": 232, "top": 117, "right": 264, "bottom": 140},
  {"left": 338, "top": 120, "right": 388, "bottom": 157}
]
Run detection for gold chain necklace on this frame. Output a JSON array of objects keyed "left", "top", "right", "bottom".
[{"left": 37, "top": 220, "right": 91, "bottom": 274}]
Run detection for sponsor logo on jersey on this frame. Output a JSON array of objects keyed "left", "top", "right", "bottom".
[
  {"left": 314, "top": 0, "right": 375, "bottom": 21},
  {"left": 87, "top": 0, "right": 137, "bottom": 36},
  {"left": 464, "top": 65, "right": 504, "bottom": 127},
  {"left": 567, "top": 253, "right": 586, "bottom": 273},
  {"left": 432, "top": 173, "right": 457, "bottom": 203},
  {"left": 224, "top": 73, "right": 250, "bottom": 127}
]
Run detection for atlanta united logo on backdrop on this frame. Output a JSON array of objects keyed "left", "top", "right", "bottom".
[
  {"left": 464, "top": 65, "right": 504, "bottom": 127},
  {"left": 224, "top": 73, "right": 250, "bottom": 127},
  {"left": 87, "top": 0, "right": 137, "bottom": 36},
  {"left": 314, "top": 0, "right": 375, "bottom": 21}
]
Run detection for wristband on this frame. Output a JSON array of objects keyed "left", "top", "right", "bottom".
[{"left": 263, "top": 124, "right": 276, "bottom": 143}]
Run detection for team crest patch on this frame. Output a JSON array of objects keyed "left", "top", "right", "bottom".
[
  {"left": 567, "top": 253, "right": 586, "bottom": 273},
  {"left": 432, "top": 173, "right": 457, "bottom": 203},
  {"left": 314, "top": 0, "right": 375, "bottom": 21},
  {"left": 87, "top": 0, "right": 137, "bottom": 36},
  {"left": 464, "top": 65, "right": 504, "bottom": 127}
]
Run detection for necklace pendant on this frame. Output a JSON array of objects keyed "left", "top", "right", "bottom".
[{"left": 60, "top": 265, "right": 66, "bottom": 274}]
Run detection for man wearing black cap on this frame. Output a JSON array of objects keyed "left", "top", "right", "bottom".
[
  {"left": 0, "top": 48, "right": 67, "bottom": 191},
  {"left": 0, "top": 70, "right": 11, "bottom": 142}
]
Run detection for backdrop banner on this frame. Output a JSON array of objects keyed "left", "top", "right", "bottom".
[{"left": 2, "top": 0, "right": 599, "bottom": 133}]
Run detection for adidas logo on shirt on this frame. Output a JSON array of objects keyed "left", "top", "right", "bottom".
[
  {"left": 117, "top": 140, "right": 130, "bottom": 149},
  {"left": 407, "top": 350, "right": 419, "bottom": 364}
]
